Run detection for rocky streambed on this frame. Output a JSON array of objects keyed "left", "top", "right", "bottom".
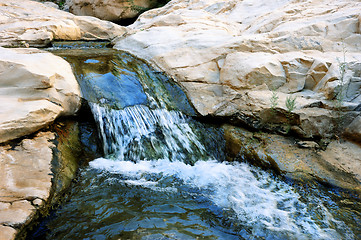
[{"left": 0, "top": 0, "right": 361, "bottom": 239}]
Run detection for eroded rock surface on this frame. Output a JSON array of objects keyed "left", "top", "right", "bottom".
[
  {"left": 0, "top": 132, "right": 54, "bottom": 239},
  {"left": 223, "top": 124, "right": 361, "bottom": 196},
  {"left": 114, "top": 0, "right": 361, "bottom": 140},
  {"left": 67, "top": 0, "right": 160, "bottom": 21},
  {"left": 0, "top": 0, "right": 126, "bottom": 47},
  {"left": 0, "top": 47, "right": 81, "bottom": 143}
]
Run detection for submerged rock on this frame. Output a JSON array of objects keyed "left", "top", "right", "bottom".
[
  {"left": 0, "top": 47, "right": 81, "bottom": 143},
  {"left": 113, "top": 0, "right": 361, "bottom": 140},
  {"left": 0, "top": 0, "right": 126, "bottom": 47},
  {"left": 223, "top": 124, "right": 361, "bottom": 196}
]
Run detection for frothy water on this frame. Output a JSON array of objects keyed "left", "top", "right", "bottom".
[{"left": 90, "top": 158, "right": 353, "bottom": 239}]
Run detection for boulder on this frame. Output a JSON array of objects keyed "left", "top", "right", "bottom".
[
  {"left": 114, "top": 0, "right": 361, "bottom": 139},
  {"left": 0, "top": 47, "right": 81, "bottom": 143},
  {"left": 67, "top": 0, "right": 161, "bottom": 21},
  {"left": 0, "top": 0, "right": 126, "bottom": 47}
]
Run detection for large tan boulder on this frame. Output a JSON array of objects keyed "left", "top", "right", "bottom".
[
  {"left": 114, "top": 0, "right": 361, "bottom": 139},
  {"left": 0, "top": 0, "right": 126, "bottom": 47},
  {"left": 0, "top": 47, "right": 81, "bottom": 143},
  {"left": 67, "top": 0, "right": 160, "bottom": 21}
]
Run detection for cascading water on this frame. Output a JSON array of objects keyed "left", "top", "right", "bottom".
[
  {"left": 90, "top": 104, "right": 207, "bottom": 164},
  {"left": 27, "top": 45, "right": 361, "bottom": 240}
]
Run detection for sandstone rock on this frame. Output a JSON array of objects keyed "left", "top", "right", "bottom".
[
  {"left": 114, "top": 0, "right": 361, "bottom": 139},
  {"left": 67, "top": 0, "right": 160, "bottom": 21},
  {"left": 0, "top": 226, "right": 17, "bottom": 240},
  {"left": 223, "top": 124, "right": 361, "bottom": 196},
  {"left": 0, "top": 47, "right": 81, "bottom": 143},
  {"left": 0, "top": 132, "right": 54, "bottom": 235},
  {"left": 0, "top": 0, "right": 126, "bottom": 47}
]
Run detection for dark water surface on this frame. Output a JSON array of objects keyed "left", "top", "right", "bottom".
[{"left": 26, "top": 44, "right": 361, "bottom": 240}]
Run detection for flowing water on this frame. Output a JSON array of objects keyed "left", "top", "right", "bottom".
[{"left": 27, "top": 44, "right": 361, "bottom": 240}]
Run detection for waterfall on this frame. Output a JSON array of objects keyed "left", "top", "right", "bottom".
[{"left": 90, "top": 103, "right": 208, "bottom": 165}]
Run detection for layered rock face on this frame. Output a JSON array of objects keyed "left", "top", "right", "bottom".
[
  {"left": 114, "top": 0, "right": 361, "bottom": 140},
  {"left": 0, "top": 47, "right": 81, "bottom": 143},
  {"left": 67, "top": 0, "right": 160, "bottom": 21},
  {"left": 0, "top": 132, "right": 55, "bottom": 240},
  {"left": 0, "top": 0, "right": 126, "bottom": 47}
]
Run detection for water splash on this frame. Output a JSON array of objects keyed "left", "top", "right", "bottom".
[
  {"left": 91, "top": 104, "right": 207, "bottom": 164},
  {"left": 90, "top": 158, "right": 353, "bottom": 240}
]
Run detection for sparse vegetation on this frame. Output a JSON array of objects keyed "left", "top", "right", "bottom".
[
  {"left": 332, "top": 43, "right": 348, "bottom": 137},
  {"left": 285, "top": 95, "right": 297, "bottom": 113},
  {"left": 270, "top": 89, "right": 279, "bottom": 110}
]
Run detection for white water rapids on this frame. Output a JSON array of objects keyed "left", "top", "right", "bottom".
[{"left": 89, "top": 103, "right": 354, "bottom": 240}]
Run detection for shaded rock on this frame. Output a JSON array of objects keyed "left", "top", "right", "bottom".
[
  {"left": 343, "top": 115, "right": 361, "bottom": 143},
  {"left": 223, "top": 124, "right": 361, "bottom": 196},
  {"left": 114, "top": 0, "right": 361, "bottom": 139},
  {"left": 0, "top": 0, "right": 126, "bottom": 47},
  {"left": 0, "top": 47, "right": 81, "bottom": 143},
  {"left": 67, "top": 0, "right": 160, "bottom": 21}
]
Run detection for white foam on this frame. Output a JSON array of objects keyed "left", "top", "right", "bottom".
[{"left": 90, "top": 158, "right": 349, "bottom": 239}]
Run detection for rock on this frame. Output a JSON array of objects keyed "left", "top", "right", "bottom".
[
  {"left": 42, "top": 2, "right": 59, "bottom": 9},
  {"left": 0, "top": 226, "right": 17, "bottom": 240},
  {"left": 223, "top": 124, "right": 361, "bottom": 196},
  {"left": 0, "top": 0, "right": 126, "bottom": 47},
  {"left": 67, "top": 0, "right": 160, "bottom": 21},
  {"left": 114, "top": 0, "right": 361, "bottom": 139},
  {"left": 0, "top": 132, "right": 54, "bottom": 234},
  {"left": 0, "top": 47, "right": 81, "bottom": 143},
  {"left": 344, "top": 115, "right": 361, "bottom": 143}
]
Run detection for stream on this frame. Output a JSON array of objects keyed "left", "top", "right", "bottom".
[{"left": 27, "top": 43, "right": 361, "bottom": 240}]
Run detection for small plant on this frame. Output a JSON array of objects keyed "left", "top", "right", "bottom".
[
  {"left": 270, "top": 90, "right": 279, "bottom": 110},
  {"left": 332, "top": 43, "right": 348, "bottom": 137},
  {"left": 285, "top": 95, "right": 297, "bottom": 113},
  {"left": 335, "top": 44, "right": 347, "bottom": 109}
]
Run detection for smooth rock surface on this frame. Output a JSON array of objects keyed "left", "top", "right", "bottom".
[
  {"left": 0, "top": 225, "right": 17, "bottom": 240},
  {"left": 114, "top": 0, "right": 361, "bottom": 139},
  {"left": 0, "top": 132, "right": 54, "bottom": 236},
  {"left": 0, "top": 0, "right": 126, "bottom": 47},
  {"left": 0, "top": 47, "right": 81, "bottom": 143},
  {"left": 67, "top": 0, "right": 160, "bottom": 21}
]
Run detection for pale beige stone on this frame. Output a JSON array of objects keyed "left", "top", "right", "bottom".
[
  {"left": 0, "top": 225, "right": 17, "bottom": 240},
  {"left": 0, "top": 47, "right": 81, "bottom": 143},
  {"left": 0, "top": 0, "right": 126, "bottom": 47},
  {"left": 0, "top": 132, "right": 54, "bottom": 233},
  {"left": 0, "top": 132, "right": 54, "bottom": 201},
  {"left": 0, "top": 200, "right": 34, "bottom": 227}
]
